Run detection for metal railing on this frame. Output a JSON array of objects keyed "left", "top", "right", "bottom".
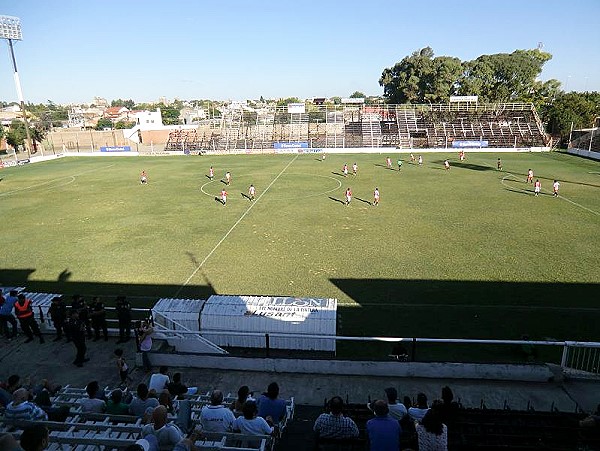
[{"left": 150, "top": 329, "right": 600, "bottom": 374}]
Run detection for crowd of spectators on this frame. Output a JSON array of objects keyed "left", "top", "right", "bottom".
[{"left": 0, "top": 370, "right": 287, "bottom": 451}]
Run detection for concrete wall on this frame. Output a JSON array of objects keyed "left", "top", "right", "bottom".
[{"left": 147, "top": 348, "right": 556, "bottom": 382}]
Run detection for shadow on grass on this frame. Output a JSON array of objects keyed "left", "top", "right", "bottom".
[
  {"left": 205, "top": 175, "right": 213, "bottom": 180},
  {"left": 355, "top": 197, "right": 372, "bottom": 205},
  {"left": 374, "top": 164, "right": 394, "bottom": 170},
  {"left": 452, "top": 162, "right": 495, "bottom": 171},
  {"left": 331, "top": 278, "right": 600, "bottom": 362},
  {"left": 328, "top": 196, "right": 345, "bottom": 205},
  {"left": 0, "top": 268, "right": 217, "bottom": 307},
  {"left": 331, "top": 171, "right": 346, "bottom": 177}
]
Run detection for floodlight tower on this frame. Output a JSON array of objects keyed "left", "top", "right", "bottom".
[{"left": 0, "top": 15, "right": 32, "bottom": 158}]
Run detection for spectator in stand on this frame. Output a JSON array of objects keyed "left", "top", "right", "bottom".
[
  {"left": 257, "top": 382, "right": 287, "bottom": 425},
  {"left": 369, "top": 387, "right": 407, "bottom": 421},
  {"left": 18, "top": 424, "right": 49, "bottom": 451},
  {"left": 433, "top": 386, "right": 460, "bottom": 426},
  {"left": 4, "top": 374, "right": 22, "bottom": 394},
  {"left": 416, "top": 409, "right": 448, "bottom": 451},
  {"left": 79, "top": 381, "right": 106, "bottom": 413},
  {"left": 89, "top": 296, "right": 108, "bottom": 341},
  {"left": 48, "top": 296, "right": 68, "bottom": 342},
  {"left": 137, "top": 320, "right": 154, "bottom": 372},
  {"left": 200, "top": 390, "right": 236, "bottom": 432},
  {"left": 106, "top": 389, "right": 130, "bottom": 415},
  {"left": 114, "top": 348, "right": 132, "bottom": 387},
  {"left": 158, "top": 389, "right": 177, "bottom": 415},
  {"left": 233, "top": 400, "right": 274, "bottom": 436},
  {"left": 116, "top": 296, "right": 132, "bottom": 343},
  {"left": 0, "top": 385, "right": 11, "bottom": 408},
  {"left": 366, "top": 399, "right": 401, "bottom": 451},
  {"left": 14, "top": 293, "right": 44, "bottom": 344},
  {"left": 231, "top": 385, "right": 255, "bottom": 415},
  {"left": 71, "top": 294, "right": 92, "bottom": 339},
  {"left": 408, "top": 393, "right": 430, "bottom": 423},
  {"left": 0, "top": 289, "right": 18, "bottom": 339},
  {"left": 313, "top": 396, "right": 359, "bottom": 440},
  {"left": 4, "top": 388, "right": 48, "bottom": 421},
  {"left": 0, "top": 432, "right": 20, "bottom": 450},
  {"left": 129, "top": 383, "right": 160, "bottom": 418},
  {"left": 67, "top": 309, "right": 88, "bottom": 367},
  {"left": 141, "top": 405, "right": 184, "bottom": 447},
  {"left": 149, "top": 366, "right": 170, "bottom": 393},
  {"left": 167, "top": 372, "right": 197, "bottom": 400}
]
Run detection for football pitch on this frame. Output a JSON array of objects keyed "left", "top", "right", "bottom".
[{"left": 1, "top": 151, "right": 599, "bottom": 360}]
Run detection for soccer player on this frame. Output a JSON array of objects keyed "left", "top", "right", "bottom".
[
  {"left": 220, "top": 189, "right": 228, "bottom": 206},
  {"left": 345, "top": 188, "right": 352, "bottom": 206},
  {"left": 497, "top": 158, "right": 502, "bottom": 170},
  {"left": 534, "top": 179, "right": 541, "bottom": 196},
  {"left": 444, "top": 160, "right": 450, "bottom": 170},
  {"left": 352, "top": 163, "right": 358, "bottom": 176},
  {"left": 553, "top": 180, "right": 560, "bottom": 197},
  {"left": 248, "top": 184, "right": 256, "bottom": 201},
  {"left": 343, "top": 164, "right": 348, "bottom": 177},
  {"left": 209, "top": 166, "right": 214, "bottom": 180},
  {"left": 397, "top": 159, "right": 403, "bottom": 171},
  {"left": 410, "top": 153, "right": 415, "bottom": 163},
  {"left": 140, "top": 170, "right": 148, "bottom": 184},
  {"left": 225, "top": 171, "right": 231, "bottom": 185},
  {"left": 373, "top": 188, "right": 380, "bottom": 206},
  {"left": 459, "top": 150, "right": 465, "bottom": 161},
  {"left": 527, "top": 169, "right": 534, "bottom": 184},
  {"left": 418, "top": 155, "right": 423, "bottom": 166},
  {"left": 321, "top": 153, "right": 326, "bottom": 161},
  {"left": 386, "top": 157, "right": 392, "bottom": 169}
]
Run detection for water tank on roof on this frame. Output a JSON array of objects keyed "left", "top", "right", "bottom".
[{"left": 200, "top": 295, "right": 337, "bottom": 352}]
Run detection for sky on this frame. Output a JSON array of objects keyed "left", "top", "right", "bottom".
[{"left": 0, "top": 0, "right": 599, "bottom": 105}]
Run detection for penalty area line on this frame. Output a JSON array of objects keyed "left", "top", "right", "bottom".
[{"left": 174, "top": 154, "right": 299, "bottom": 296}]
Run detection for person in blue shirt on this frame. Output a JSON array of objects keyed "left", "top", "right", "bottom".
[
  {"left": 0, "top": 290, "right": 19, "bottom": 339},
  {"left": 257, "top": 382, "right": 287, "bottom": 426},
  {"left": 366, "top": 399, "right": 401, "bottom": 451}
]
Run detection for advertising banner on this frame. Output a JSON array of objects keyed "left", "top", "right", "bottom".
[
  {"left": 100, "top": 146, "right": 131, "bottom": 152},
  {"left": 452, "top": 140, "right": 488, "bottom": 148}
]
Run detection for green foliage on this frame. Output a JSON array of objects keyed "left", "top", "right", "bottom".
[
  {"left": 379, "top": 47, "right": 463, "bottom": 103},
  {"left": 95, "top": 118, "right": 113, "bottom": 130},
  {"left": 330, "top": 97, "right": 342, "bottom": 105},
  {"left": 159, "top": 104, "right": 181, "bottom": 125},
  {"left": 276, "top": 97, "right": 301, "bottom": 106},
  {"left": 544, "top": 92, "right": 600, "bottom": 140},
  {"left": 380, "top": 47, "right": 553, "bottom": 104},
  {"left": 114, "top": 120, "right": 136, "bottom": 129},
  {"left": 5, "top": 120, "right": 27, "bottom": 151},
  {"left": 349, "top": 91, "right": 365, "bottom": 98},
  {"left": 111, "top": 99, "right": 135, "bottom": 109}
]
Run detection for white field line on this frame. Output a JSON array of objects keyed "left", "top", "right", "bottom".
[
  {"left": 501, "top": 173, "right": 600, "bottom": 216},
  {"left": 0, "top": 164, "right": 115, "bottom": 197},
  {"left": 175, "top": 154, "right": 299, "bottom": 296}
]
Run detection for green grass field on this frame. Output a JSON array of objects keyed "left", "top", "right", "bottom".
[{"left": 1, "top": 151, "right": 599, "bottom": 360}]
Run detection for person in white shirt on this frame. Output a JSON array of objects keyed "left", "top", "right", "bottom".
[
  {"left": 233, "top": 400, "right": 274, "bottom": 436},
  {"left": 368, "top": 387, "right": 407, "bottom": 420},
  {"left": 149, "top": 366, "right": 170, "bottom": 393},
  {"left": 200, "top": 390, "right": 236, "bottom": 432},
  {"left": 79, "top": 381, "right": 106, "bottom": 413}
]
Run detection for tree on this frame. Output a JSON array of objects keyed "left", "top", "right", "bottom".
[
  {"left": 5, "top": 120, "right": 27, "bottom": 151},
  {"left": 276, "top": 97, "right": 302, "bottom": 106},
  {"left": 114, "top": 120, "right": 136, "bottom": 129},
  {"left": 350, "top": 91, "right": 365, "bottom": 98},
  {"left": 95, "top": 118, "right": 113, "bottom": 130},
  {"left": 379, "top": 47, "right": 463, "bottom": 104},
  {"left": 111, "top": 99, "right": 135, "bottom": 109},
  {"left": 544, "top": 92, "right": 600, "bottom": 143},
  {"left": 159, "top": 105, "right": 181, "bottom": 125},
  {"left": 459, "top": 49, "right": 553, "bottom": 102}
]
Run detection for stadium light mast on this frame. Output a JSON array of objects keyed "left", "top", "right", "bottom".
[{"left": 0, "top": 15, "right": 32, "bottom": 158}]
